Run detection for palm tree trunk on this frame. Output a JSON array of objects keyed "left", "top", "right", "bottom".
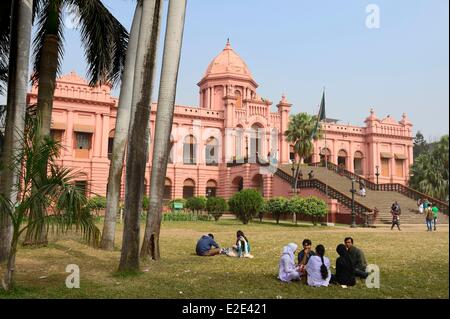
[
  {"left": 100, "top": 2, "right": 143, "bottom": 251},
  {"left": 0, "top": 0, "right": 33, "bottom": 263},
  {"left": 23, "top": 33, "right": 59, "bottom": 246},
  {"left": 119, "top": 0, "right": 162, "bottom": 272},
  {"left": 140, "top": 0, "right": 187, "bottom": 261},
  {"left": 2, "top": 233, "right": 18, "bottom": 291}
]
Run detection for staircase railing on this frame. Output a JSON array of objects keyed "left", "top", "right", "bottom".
[
  {"left": 309, "top": 162, "right": 449, "bottom": 215},
  {"left": 275, "top": 169, "right": 375, "bottom": 225}
]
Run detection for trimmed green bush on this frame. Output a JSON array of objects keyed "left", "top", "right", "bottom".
[
  {"left": 206, "top": 196, "right": 228, "bottom": 221},
  {"left": 267, "top": 197, "right": 288, "bottom": 224},
  {"left": 162, "top": 212, "right": 212, "bottom": 222},
  {"left": 301, "top": 196, "right": 328, "bottom": 225},
  {"left": 228, "top": 189, "right": 264, "bottom": 224},
  {"left": 286, "top": 196, "right": 303, "bottom": 222},
  {"left": 186, "top": 196, "right": 207, "bottom": 214}
]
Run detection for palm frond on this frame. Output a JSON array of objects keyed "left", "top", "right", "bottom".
[
  {"left": 70, "top": 0, "right": 129, "bottom": 86},
  {"left": 31, "top": 0, "right": 65, "bottom": 85},
  {"left": 0, "top": 0, "right": 12, "bottom": 95}
]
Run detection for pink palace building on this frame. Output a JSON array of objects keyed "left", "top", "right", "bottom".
[{"left": 27, "top": 41, "right": 414, "bottom": 202}]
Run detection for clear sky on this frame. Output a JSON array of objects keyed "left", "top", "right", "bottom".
[{"left": 4, "top": 0, "right": 449, "bottom": 140}]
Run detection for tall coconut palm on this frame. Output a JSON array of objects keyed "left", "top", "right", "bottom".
[
  {"left": 100, "top": 1, "right": 143, "bottom": 251},
  {"left": 1, "top": 113, "right": 100, "bottom": 291},
  {"left": 0, "top": 0, "right": 34, "bottom": 263},
  {"left": 284, "top": 112, "right": 321, "bottom": 224},
  {"left": 140, "top": 0, "right": 187, "bottom": 261},
  {"left": 119, "top": 0, "right": 163, "bottom": 272},
  {"left": 21, "top": 0, "right": 128, "bottom": 245}
]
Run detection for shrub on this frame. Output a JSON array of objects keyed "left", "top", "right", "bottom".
[
  {"left": 267, "top": 197, "right": 288, "bottom": 224},
  {"left": 162, "top": 212, "right": 212, "bottom": 222},
  {"left": 87, "top": 196, "right": 107, "bottom": 216},
  {"left": 228, "top": 189, "right": 264, "bottom": 224},
  {"left": 186, "top": 196, "right": 207, "bottom": 214},
  {"left": 206, "top": 196, "right": 228, "bottom": 221},
  {"left": 286, "top": 196, "right": 304, "bottom": 222},
  {"left": 300, "top": 196, "right": 328, "bottom": 225}
]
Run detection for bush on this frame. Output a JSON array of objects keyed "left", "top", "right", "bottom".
[
  {"left": 228, "top": 189, "right": 264, "bottom": 224},
  {"left": 206, "top": 196, "right": 228, "bottom": 221},
  {"left": 186, "top": 196, "right": 207, "bottom": 214},
  {"left": 267, "top": 197, "right": 288, "bottom": 224},
  {"left": 87, "top": 196, "right": 107, "bottom": 216},
  {"left": 301, "top": 196, "right": 328, "bottom": 225},
  {"left": 285, "top": 196, "right": 303, "bottom": 222}
]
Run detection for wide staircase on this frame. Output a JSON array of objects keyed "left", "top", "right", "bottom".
[{"left": 277, "top": 163, "right": 449, "bottom": 225}]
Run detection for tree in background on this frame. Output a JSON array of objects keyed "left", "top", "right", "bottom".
[
  {"left": 206, "top": 197, "right": 227, "bottom": 221},
  {"left": 228, "top": 189, "right": 264, "bottom": 224},
  {"left": 186, "top": 196, "right": 207, "bottom": 215},
  {"left": 410, "top": 135, "right": 449, "bottom": 202},
  {"left": 266, "top": 197, "right": 288, "bottom": 224},
  {"left": 0, "top": 114, "right": 99, "bottom": 291},
  {"left": 299, "top": 196, "right": 328, "bottom": 226}
]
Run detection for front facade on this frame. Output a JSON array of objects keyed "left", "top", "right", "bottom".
[{"left": 27, "top": 41, "right": 414, "bottom": 199}]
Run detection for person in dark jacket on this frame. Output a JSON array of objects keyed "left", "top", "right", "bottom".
[
  {"left": 196, "top": 233, "right": 221, "bottom": 256},
  {"left": 331, "top": 244, "right": 356, "bottom": 286},
  {"left": 344, "top": 237, "right": 368, "bottom": 278}
]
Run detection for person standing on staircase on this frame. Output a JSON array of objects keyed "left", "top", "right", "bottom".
[{"left": 390, "top": 201, "right": 401, "bottom": 231}]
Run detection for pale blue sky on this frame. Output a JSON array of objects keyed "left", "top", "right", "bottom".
[{"left": 6, "top": 0, "right": 450, "bottom": 140}]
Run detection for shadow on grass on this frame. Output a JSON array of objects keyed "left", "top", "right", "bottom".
[{"left": 112, "top": 269, "right": 145, "bottom": 278}]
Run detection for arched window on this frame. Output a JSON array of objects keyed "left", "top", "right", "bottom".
[
  {"left": 183, "top": 135, "right": 197, "bottom": 165},
  {"left": 320, "top": 148, "right": 331, "bottom": 164},
  {"left": 205, "top": 137, "right": 219, "bottom": 166},
  {"left": 164, "top": 178, "right": 172, "bottom": 201},
  {"left": 232, "top": 176, "right": 244, "bottom": 193},
  {"left": 183, "top": 179, "right": 196, "bottom": 199},
  {"left": 206, "top": 180, "right": 217, "bottom": 197}
]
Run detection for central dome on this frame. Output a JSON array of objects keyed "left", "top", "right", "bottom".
[{"left": 204, "top": 40, "right": 253, "bottom": 80}]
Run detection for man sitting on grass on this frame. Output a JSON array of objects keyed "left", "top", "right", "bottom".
[
  {"left": 196, "top": 233, "right": 221, "bottom": 256},
  {"left": 344, "top": 237, "right": 368, "bottom": 279}
]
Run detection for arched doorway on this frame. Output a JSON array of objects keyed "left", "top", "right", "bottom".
[
  {"left": 320, "top": 148, "right": 331, "bottom": 164},
  {"left": 183, "top": 179, "right": 196, "bottom": 198},
  {"left": 249, "top": 123, "right": 263, "bottom": 161},
  {"left": 251, "top": 174, "right": 263, "bottom": 195},
  {"left": 354, "top": 151, "right": 364, "bottom": 175},
  {"left": 338, "top": 149, "right": 348, "bottom": 169},
  {"left": 232, "top": 176, "right": 244, "bottom": 193},
  {"left": 205, "top": 137, "right": 219, "bottom": 166},
  {"left": 206, "top": 180, "right": 217, "bottom": 197},
  {"left": 183, "top": 135, "right": 197, "bottom": 165}
]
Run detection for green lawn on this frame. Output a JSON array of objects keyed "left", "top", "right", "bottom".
[{"left": 0, "top": 219, "right": 448, "bottom": 299}]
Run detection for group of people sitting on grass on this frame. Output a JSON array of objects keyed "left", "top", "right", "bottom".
[
  {"left": 195, "top": 231, "right": 254, "bottom": 258},
  {"left": 278, "top": 237, "right": 369, "bottom": 287}
]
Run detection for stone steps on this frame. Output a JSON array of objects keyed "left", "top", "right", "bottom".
[{"left": 279, "top": 165, "right": 449, "bottom": 224}]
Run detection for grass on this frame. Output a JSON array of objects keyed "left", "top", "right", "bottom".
[{"left": 0, "top": 219, "right": 448, "bottom": 299}]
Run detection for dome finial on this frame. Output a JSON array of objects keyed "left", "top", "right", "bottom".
[{"left": 225, "top": 38, "right": 231, "bottom": 50}]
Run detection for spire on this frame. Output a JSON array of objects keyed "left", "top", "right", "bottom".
[{"left": 225, "top": 38, "right": 231, "bottom": 50}]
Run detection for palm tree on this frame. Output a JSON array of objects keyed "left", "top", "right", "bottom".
[
  {"left": 20, "top": 0, "right": 127, "bottom": 245},
  {"left": 1, "top": 114, "right": 100, "bottom": 291},
  {"left": 284, "top": 112, "right": 321, "bottom": 224},
  {"left": 100, "top": 1, "right": 143, "bottom": 251},
  {"left": 119, "top": 0, "right": 163, "bottom": 272},
  {"left": 140, "top": 0, "right": 187, "bottom": 261},
  {"left": 0, "top": 0, "right": 34, "bottom": 263},
  {"left": 409, "top": 135, "right": 449, "bottom": 202}
]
